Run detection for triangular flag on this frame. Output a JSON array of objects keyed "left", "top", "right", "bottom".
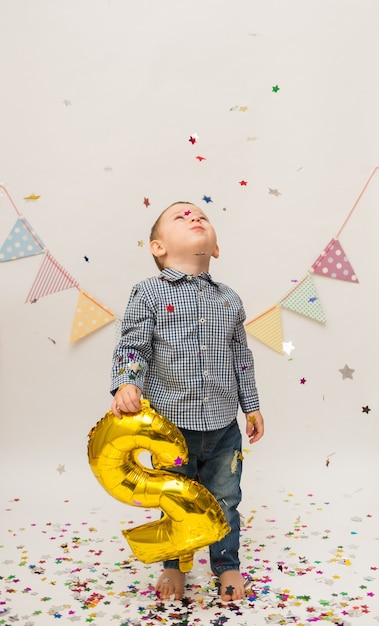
[
  {"left": 0, "top": 216, "right": 45, "bottom": 262},
  {"left": 312, "top": 238, "right": 359, "bottom": 282},
  {"left": 245, "top": 304, "right": 284, "bottom": 354},
  {"left": 25, "top": 251, "right": 79, "bottom": 303},
  {"left": 70, "top": 291, "right": 116, "bottom": 342},
  {"left": 280, "top": 273, "right": 326, "bottom": 323}
]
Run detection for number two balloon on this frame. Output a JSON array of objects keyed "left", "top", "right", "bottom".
[{"left": 87, "top": 399, "right": 230, "bottom": 572}]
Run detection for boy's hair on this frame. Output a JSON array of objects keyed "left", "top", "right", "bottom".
[{"left": 150, "top": 201, "right": 194, "bottom": 270}]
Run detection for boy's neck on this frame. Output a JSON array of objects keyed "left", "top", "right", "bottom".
[{"left": 162, "top": 255, "right": 211, "bottom": 277}]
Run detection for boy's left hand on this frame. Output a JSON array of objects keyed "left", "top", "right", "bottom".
[{"left": 245, "top": 410, "right": 264, "bottom": 444}]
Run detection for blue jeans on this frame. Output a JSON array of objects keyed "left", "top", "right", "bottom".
[{"left": 161, "top": 419, "right": 242, "bottom": 577}]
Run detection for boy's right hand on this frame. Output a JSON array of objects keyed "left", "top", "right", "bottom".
[{"left": 111, "top": 384, "right": 142, "bottom": 417}]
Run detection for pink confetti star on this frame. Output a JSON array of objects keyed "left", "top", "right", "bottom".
[
  {"left": 174, "top": 457, "right": 183, "bottom": 466},
  {"left": 300, "top": 378, "right": 307, "bottom": 384}
]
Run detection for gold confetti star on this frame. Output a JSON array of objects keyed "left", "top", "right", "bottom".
[{"left": 137, "top": 240, "right": 144, "bottom": 247}]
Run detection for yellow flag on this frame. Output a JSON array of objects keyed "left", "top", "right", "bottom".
[
  {"left": 245, "top": 304, "right": 283, "bottom": 354},
  {"left": 70, "top": 291, "right": 115, "bottom": 342}
]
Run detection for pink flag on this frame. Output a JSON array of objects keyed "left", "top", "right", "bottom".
[
  {"left": 25, "top": 252, "right": 79, "bottom": 303},
  {"left": 312, "top": 238, "right": 359, "bottom": 282}
]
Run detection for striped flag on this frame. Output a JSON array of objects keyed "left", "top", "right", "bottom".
[{"left": 25, "top": 251, "right": 79, "bottom": 303}]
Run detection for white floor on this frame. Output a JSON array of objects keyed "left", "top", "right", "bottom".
[{"left": 1, "top": 460, "right": 378, "bottom": 626}]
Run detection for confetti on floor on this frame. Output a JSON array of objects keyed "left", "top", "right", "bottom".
[{"left": 0, "top": 492, "right": 377, "bottom": 626}]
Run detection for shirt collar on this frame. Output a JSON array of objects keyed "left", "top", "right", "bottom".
[{"left": 158, "top": 267, "right": 217, "bottom": 285}]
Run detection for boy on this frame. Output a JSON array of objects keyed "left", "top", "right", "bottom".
[{"left": 111, "top": 202, "right": 264, "bottom": 602}]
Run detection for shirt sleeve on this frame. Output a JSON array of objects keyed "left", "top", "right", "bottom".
[
  {"left": 110, "top": 283, "right": 155, "bottom": 395},
  {"left": 231, "top": 303, "right": 260, "bottom": 413}
]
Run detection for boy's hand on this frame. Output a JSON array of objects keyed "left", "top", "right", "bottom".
[
  {"left": 245, "top": 410, "right": 264, "bottom": 444},
  {"left": 112, "top": 384, "right": 142, "bottom": 417}
]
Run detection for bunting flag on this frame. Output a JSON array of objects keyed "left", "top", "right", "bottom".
[
  {"left": 70, "top": 291, "right": 116, "bottom": 342},
  {"left": 245, "top": 304, "right": 284, "bottom": 354},
  {"left": 311, "top": 238, "right": 359, "bottom": 283},
  {"left": 280, "top": 273, "right": 326, "bottom": 323},
  {"left": 25, "top": 251, "right": 79, "bottom": 303},
  {"left": 0, "top": 216, "right": 45, "bottom": 262}
]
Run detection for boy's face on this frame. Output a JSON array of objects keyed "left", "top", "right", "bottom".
[{"left": 150, "top": 203, "right": 219, "bottom": 266}]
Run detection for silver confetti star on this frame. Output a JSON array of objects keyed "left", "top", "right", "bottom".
[{"left": 338, "top": 364, "right": 355, "bottom": 379}]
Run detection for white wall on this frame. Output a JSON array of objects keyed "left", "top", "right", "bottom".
[{"left": 0, "top": 0, "right": 378, "bottom": 516}]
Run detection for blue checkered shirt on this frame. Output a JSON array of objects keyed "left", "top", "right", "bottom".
[{"left": 111, "top": 268, "right": 260, "bottom": 430}]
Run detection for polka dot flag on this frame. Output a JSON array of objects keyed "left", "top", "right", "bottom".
[
  {"left": 312, "top": 238, "right": 359, "bottom": 282},
  {"left": 70, "top": 291, "right": 116, "bottom": 342},
  {"left": 0, "top": 217, "right": 45, "bottom": 261}
]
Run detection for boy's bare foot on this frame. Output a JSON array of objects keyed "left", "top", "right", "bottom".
[
  {"left": 219, "top": 570, "right": 245, "bottom": 602},
  {"left": 156, "top": 568, "right": 185, "bottom": 600}
]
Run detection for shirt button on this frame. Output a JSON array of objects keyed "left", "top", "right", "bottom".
[
  {"left": 200, "top": 345, "right": 207, "bottom": 351},
  {"left": 198, "top": 291, "right": 204, "bottom": 296},
  {"left": 203, "top": 397, "right": 209, "bottom": 403},
  {"left": 199, "top": 317, "right": 206, "bottom": 324},
  {"left": 187, "top": 275, "right": 193, "bottom": 281},
  {"left": 203, "top": 370, "right": 209, "bottom": 377}
]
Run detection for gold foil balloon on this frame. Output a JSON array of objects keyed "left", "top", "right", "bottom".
[{"left": 87, "top": 399, "right": 230, "bottom": 572}]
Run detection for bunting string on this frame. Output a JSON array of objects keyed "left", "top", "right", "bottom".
[{"left": 1, "top": 185, "right": 115, "bottom": 342}]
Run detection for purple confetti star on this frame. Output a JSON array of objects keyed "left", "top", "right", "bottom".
[{"left": 174, "top": 457, "right": 184, "bottom": 466}]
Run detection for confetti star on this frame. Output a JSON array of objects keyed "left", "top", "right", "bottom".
[
  {"left": 137, "top": 240, "right": 144, "bottom": 247},
  {"left": 166, "top": 304, "right": 175, "bottom": 313},
  {"left": 103, "top": 166, "right": 113, "bottom": 172},
  {"left": 174, "top": 457, "right": 183, "bottom": 466},
  {"left": 196, "top": 155, "right": 206, "bottom": 161},
  {"left": 143, "top": 197, "right": 150, "bottom": 208},
  {"left": 83, "top": 255, "right": 89, "bottom": 262},
  {"left": 272, "top": 85, "right": 280, "bottom": 92},
  {"left": 24, "top": 194, "right": 41, "bottom": 201},
  {"left": 300, "top": 378, "right": 307, "bottom": 384},
  {"left": 128, "top": 362, "right": 142, "bottom": 373},
  {"left": 338, "top": 364, "right": 355, "bottom": 379},
  {"left": 282, "top": 341, "right": 295, "bottom": 356},
  {"left": 63, "top": 99, "right": 72, "bottom": 106},
  {"left": 189, "top": 133, "right": 198, "bottom": 144},
  {"left": 239, "top": 180, "right": 248, "bottom": 186},
  {"left": 268, "top": 188, "right": 282, "bottom": 196},
  {"left": 184, "top": 209, "right": 192, "bottom": 216},
  {"left": 239, "top": 106, "right": 249, "bottom": 112},
  {"left": 308, "top": 296, "right": 318, "bottom": 302},
  {"left": 202, "top": 195, "right": 212, "bottom": 203},
  {"left": 362, "top": 406, "right": 371, "bottom": 414},
  {"left": 225, "top": 585, "right": 235, "bottom": 596},
  {"left": 56, "top": 465, "right": 65, "bottom": 474}
]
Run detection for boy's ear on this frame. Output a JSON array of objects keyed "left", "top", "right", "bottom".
[
  {"left": 212, "top": 243, "right": 220, "bottom": 259},
  {"left": 150, "top": 239, "right": 166, "bottom": 260}
]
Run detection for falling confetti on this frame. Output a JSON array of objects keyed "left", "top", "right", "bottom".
[
  {"left": 143, "top": 198, "right": 150, "bottom": 208},
  {"left": 239, "top": 180, "right": 248, "bottom": 186},
  {"left": 338, "top": 364, "right": 355, "bottom": 380},
  {"left": 282, "top": 341, "right": 295, "bottom": 356},
  {"left": 189, "top": 133, "right": 199, "bottom": 144},
  {"left": 272, "top": 85, "right": 280, "bottom": 92},
  {"left": 362, "top": 406, "right": 371, "bottom": 414},
  {"left": 268, "top": 188, "right": 282, "bottom": 196},
  {"left": 202, "top": 195, "right": 213, "bottom": 203},
  {"left": 24, "top": 194, "right": 41, "bottom": 201}
]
